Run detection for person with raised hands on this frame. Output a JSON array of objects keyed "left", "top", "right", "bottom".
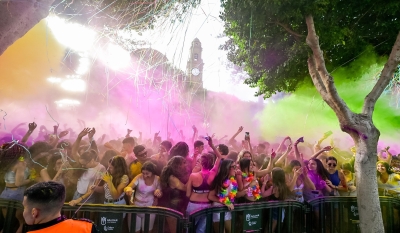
[
  {"left": 186, "top": 136, "right": 224, "bottom": 233},
  {"left": 69, "top": 128, "right": 106, "bottom": 205}
]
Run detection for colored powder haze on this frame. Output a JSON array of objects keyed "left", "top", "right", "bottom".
[{"left": 0, "top": 1, "right": 400, "bottom": 156}]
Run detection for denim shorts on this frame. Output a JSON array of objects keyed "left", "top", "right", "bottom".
[{"left": 0, "top": 187, "right": 25, "bottom": 202}]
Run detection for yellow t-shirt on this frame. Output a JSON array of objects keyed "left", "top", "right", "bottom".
[{"left": 130, "top": 160, "right": 143, "bottom": 179}]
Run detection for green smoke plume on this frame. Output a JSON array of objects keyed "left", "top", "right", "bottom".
[{"left": 259, "top": 48, "right": 400, "bottom": 145}]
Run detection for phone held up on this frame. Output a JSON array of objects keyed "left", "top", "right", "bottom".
[{"left": 245, "top": 132, "right": 250, "bottom": 140}]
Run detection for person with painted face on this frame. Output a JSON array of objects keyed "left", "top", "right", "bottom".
[
  {"left": 303, "top": 158, "right": 332, "bottom": 201},
  {"left": 124, "top": 161, "right": 161, "bottom": 233}
]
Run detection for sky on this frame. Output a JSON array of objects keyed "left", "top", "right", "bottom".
[{"left": 122, "top": 0, "right": 263, "bottom": 102}]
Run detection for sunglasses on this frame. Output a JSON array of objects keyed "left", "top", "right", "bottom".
[
  {"left": 137, "top": 151, "right": 148, "bottom": 158},
  {"left": 327, "top": 163, "right": 337, "bottom": 167}
]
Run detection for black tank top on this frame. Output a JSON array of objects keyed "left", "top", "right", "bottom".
[{"left": 193, "top": 172, "right": 211, "bottom": 193}]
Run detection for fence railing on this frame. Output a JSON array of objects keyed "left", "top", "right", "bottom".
[{"left": 1, "top": 196, "right": 399, "bottom": 233}]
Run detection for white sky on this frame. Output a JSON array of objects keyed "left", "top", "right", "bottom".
[{"left": 128, "top": 0, "right": 263, "bottom": 102}]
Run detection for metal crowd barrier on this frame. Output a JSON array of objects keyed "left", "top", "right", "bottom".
[
  {"left": 306, "top": 196, "right": 400, "bottom": 233},
  {"left": 1, "top": 197, "right": 399, "bottom": 233}
]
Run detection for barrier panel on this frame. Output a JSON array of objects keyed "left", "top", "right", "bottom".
[
  {"left": 187, "top": 200, "right": 306, "bottom": 233},
  {"left": 306, "top": 196, "right": 400, "bottom": 233},
  {"left": 1, "top": 197, "right": 399, "bottom": 233},
  {"left": 62, "top": 204, "right": 185, "bottom": 233}
]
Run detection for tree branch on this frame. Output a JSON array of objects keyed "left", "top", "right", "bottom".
[
  {"left": 308, "top": 56, "right": 327, "bottom": 96},
  {"left": 305, "top": 15, "right": 353, "bottom": 124},
  {"left": 362, "top": 31, "right": 400, "bottom": 116},
  {"left": 275, "top": 21, "right": 304, "bottom": 39}
]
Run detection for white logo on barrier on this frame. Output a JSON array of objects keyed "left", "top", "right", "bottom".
[
  {"left": 104, "top": 225, "right": 108, "bottom": 231},
  {"left": 246, "top": 214, "right": 250, "bottom": 221},
  {"left": 101, "top": 217, "right": 106, "bottom": 225}
]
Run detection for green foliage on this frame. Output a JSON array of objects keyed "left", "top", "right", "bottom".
[{"left": 220, "top": 0, "right": 400, "bottom": 97}]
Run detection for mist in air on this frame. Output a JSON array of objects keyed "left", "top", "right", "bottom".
[{"left": 1, "top": 18, "right": 400, "bottom": 157}]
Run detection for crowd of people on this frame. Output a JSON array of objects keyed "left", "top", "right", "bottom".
[{"left": 0, "top": 123, "right": 400, "bottom": 233}]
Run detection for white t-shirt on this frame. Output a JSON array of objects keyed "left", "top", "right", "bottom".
[
  {"left": 133, "top": 174, "right": 160, "bottom": 206},
  {"left": 77, "top": 163, "right": 106, "bottom": 194}
]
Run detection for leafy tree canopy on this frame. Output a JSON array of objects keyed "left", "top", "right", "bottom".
[{"left": 220, "top": 0, "right": 400, "bottom": 97}]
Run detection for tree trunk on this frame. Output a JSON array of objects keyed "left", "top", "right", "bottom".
[
  {"left": 0, "top": 0, "right": 55, "bottom": 56},
  {"left": 351, "top": 118, "right": 384, "bottom": 233}
]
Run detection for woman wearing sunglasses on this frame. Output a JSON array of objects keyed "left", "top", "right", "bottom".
[{"left": 325, "top": 156, "right": 347, "bottom": 196}]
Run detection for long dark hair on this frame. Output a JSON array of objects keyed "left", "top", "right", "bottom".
[
  {"left": 310, "top": 158, "right": 330, "bottom": 180},
  {"left": 377, "top": 161, "right": 393, "bottom": 176},
  {"left": 47, "top": 154, "right": 62, "bottom": 179},
  {"left": 211, "top": 159, "right": 234, "bottom": 194},
  {"left": 109, "top": 156, "right": 129, "bottom": 188},
  {"left": 169, "top": 142, "right": 189, "bottom": 159},
  {"left": 239, "top": 158, "right": 251, "bottom": 173},
  {"left": 272, "top": 167, "right": 291, "bottom": 201},
  {"left": 0, "top": 142, "right": 27, "bottom": 173},
  {"left": 201, "top": 153, "right": 214, "bottom": 170},
  {"left": 160, "top": 156, "right": 186, "bottom": 188}
]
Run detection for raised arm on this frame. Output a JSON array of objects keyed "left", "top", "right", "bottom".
[
  {"left": 125, "top": 129, "right": 132, "bottom": 138},
  {"left": 310, "top": 146, "right": 333, "bottom": 160},
  {"left": 191, "top": 126, "right": 198, "bottom": 144},
  {"left": 255, "top": 151, "right": 275, "bottom": 177},
  {"left": 275, "top": 136, "right": 291, "bottom": 155},
  {"left": 275, "top": 143, "right": 292, "bottom": 167},
  {"left": 71, "top": 128, "right": 91, "bottom": 162},
  {"left": 207, "top": 136, "right": 224, "bottom": 172},
  {"left": 21, "top": 122, "right": 37, "bottom": 143},
  {"left": 228, "top": 126, "right": 243, "bottom": 145}
]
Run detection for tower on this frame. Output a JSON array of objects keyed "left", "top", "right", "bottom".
[{"left": 186, "top": 38, "right": 204, "bottom": 92}]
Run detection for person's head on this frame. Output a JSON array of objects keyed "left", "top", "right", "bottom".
[
  {"left": 108, "top": 156, "right": 127, "bottom": 175},
  {"left": 79, "top": 149, "right": 98, "bottom": 168},
  {"left": 377, "top": 161, "right": 393, "bottom": 176},
  {"left": 217, "top": 144, "right": 229, "bottom": 156},
  {"left": 29, "top": 141, "right": 52, "bottom": 157},
  {"left": 200, "top": 153, "right": 214, "bottom": 170},
  {"left": 284, "top": 160, "right": 302, "bottom": 174},
  {"left": 141, "top": 161, "right": 157, "bottom": 179},
  {"left": 239, "top": 158, "right": 253, "bottom": 173},
  {"left": 169, "top": 142, "right": 190, "bottom": 158},
  {"left": 227, "top": 151, "right": 238, "bottom": 161},
  {"left": 159, "top": 140, "right": 172, "bottom": 154},
  {"left": 0, "top": 142, "right": 28, "bottom": 172},
  {"left": 160, "top": 156, "right": 187, "bottom": 187},
  {"left": 194, "top": 140, "right": 205, "bottom": 155},
  {"left": 341, "top": 163, "right": 352, "bottom": 176},
  {"left": 100, "top": 150, "right": 119, "bottom": 168},
  {"left": 308, "top": 158, "right": 329, "bottom": 180},
  {"left": 133, "top": 145, "right": 148, "bottom": 163},
  {"left": 257, "top": 144, "right": 266, "bottom": 154},
  {"left": 211, "top": 159, "right": 236, "bottom": 192},
  {"left": 122, "top": 137, "right": 136, "bottom": 154},
  {"left": 23, "top": 182, "right": 65, "bottom": 224},
  {"left": 47, "top": 154, "right": 63, "bottom": 179},
  {"left": 326, "top": 156, "right": 338, "bottom": 171},
  {"left": 237, "top": 150, "right": 252, "bottom": 162},
  {"left": 271, "top": 167, "right": 291, "bottom": 200}
]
